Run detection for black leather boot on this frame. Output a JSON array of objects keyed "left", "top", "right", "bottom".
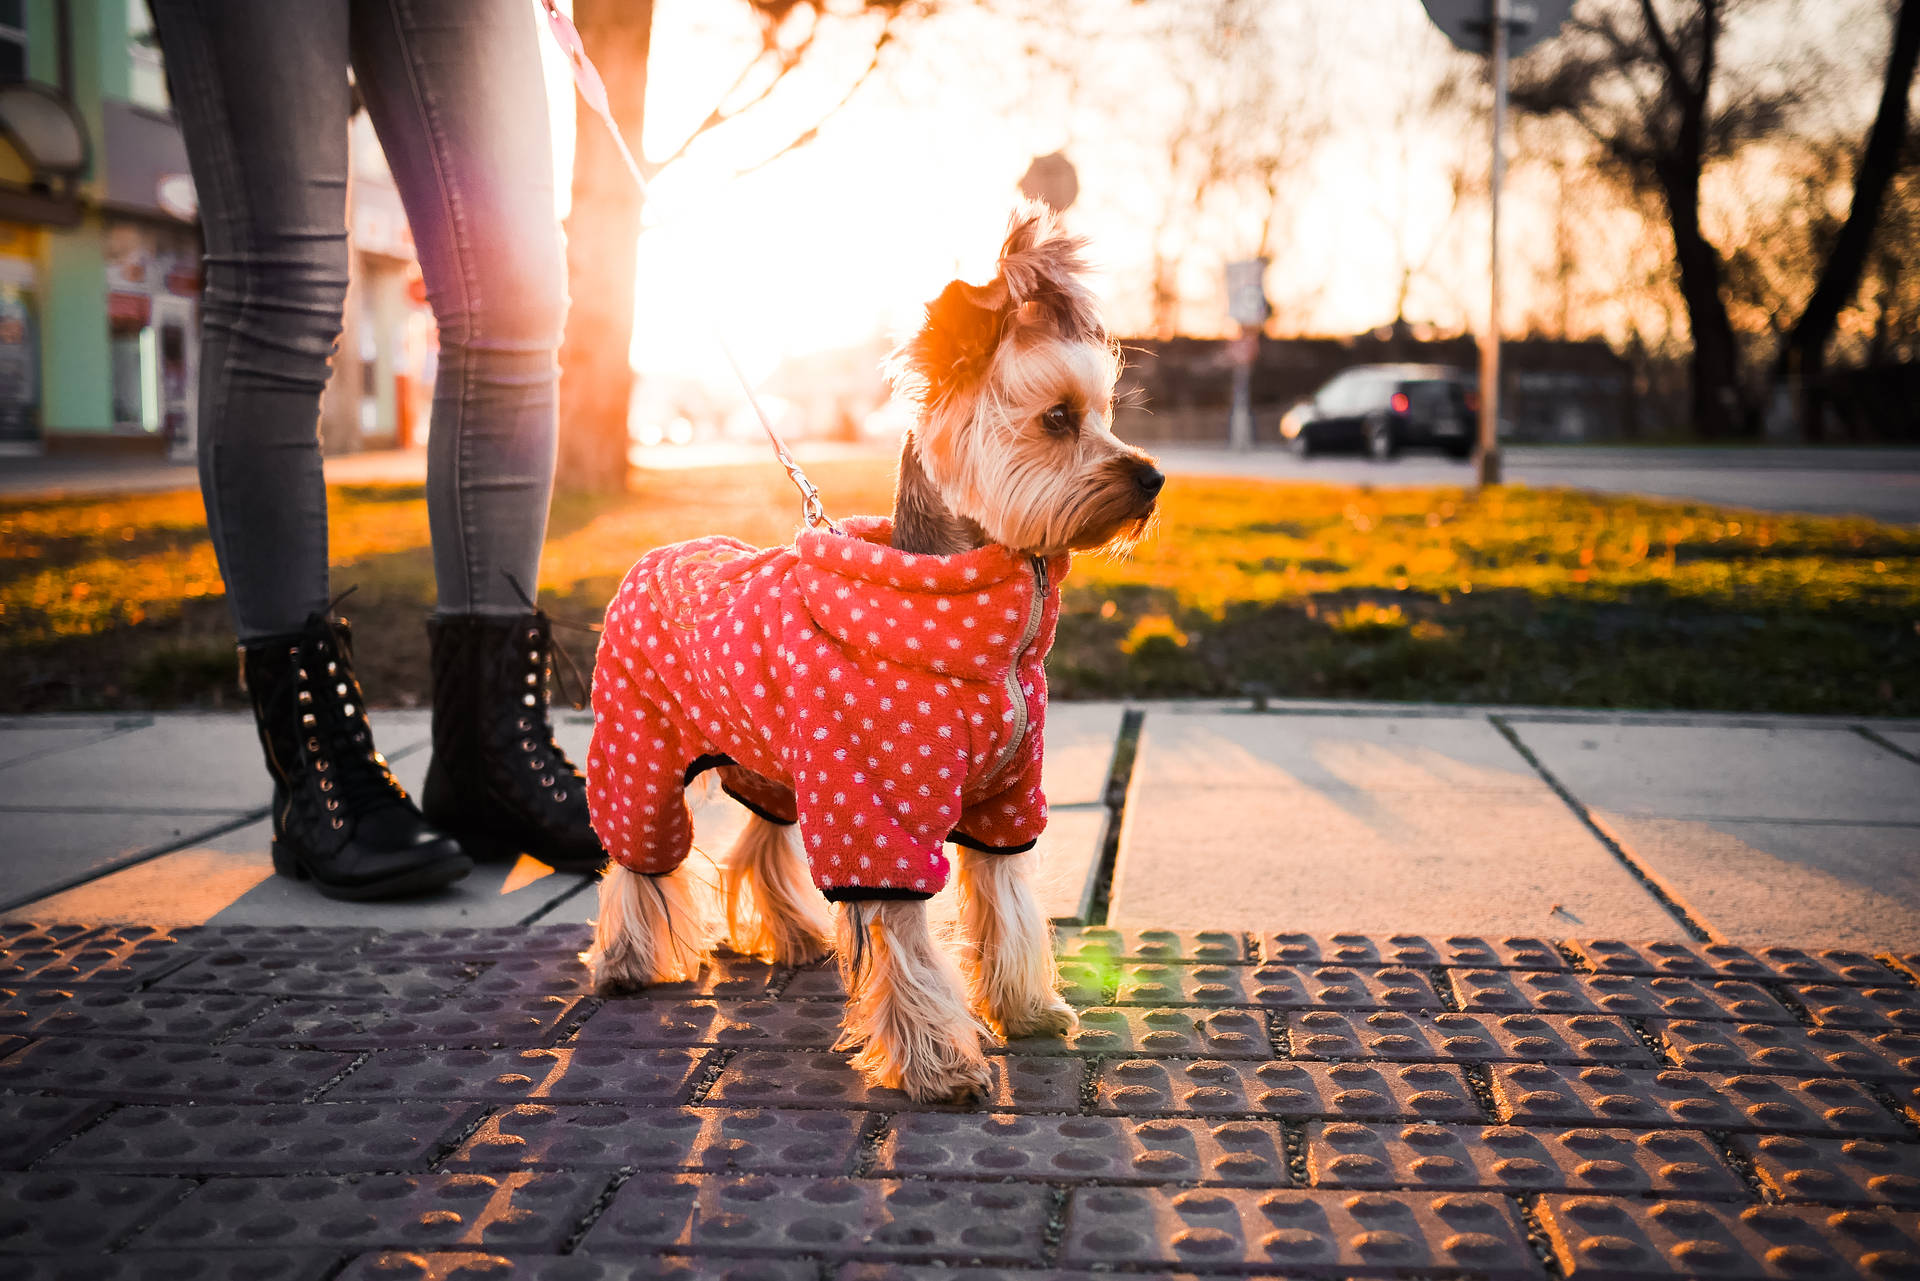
[
  {"left": 421, "top": 611, "right": 607, "bottom": 872},
  {"left": 241, "top": 614, "right": 473, "bottom": 900}
]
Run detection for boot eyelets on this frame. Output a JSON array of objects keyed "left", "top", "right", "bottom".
[
  {"left": 319, "top": 778, "right": 333, "bottom": 792},
  {"left": 315, "top": 760, "right": 329, "bottom": 772},
  {"left": 523, "top": 694, "right": 536, "bottom": 707},
  {"left": 307, "top": 737, "right": 320, "bottom": 752},
  {"left": 331, "top": 817, "right": 344, "bottom": 829},
  {"left": 517, "top": 719, "right": 532, "bottom": 731},
  {"left": 520, "top": 739, "right": 536, "bottom": 752},
  {"left": 554, "top": 790, "right": 568, "bottom": 802},
  {"left": 343, "top": 702, "right": 357, "bottom": 717},
  {"left": 301, "top": 713, "right": 316, "bottom": 727},
  {"left": 297, "top": 691, "right": 312, "bottom": 705},
  {"left": 326, "top": 798, "right": 339, "bottom": 811},
  {"left": 524, "top": 673, "right": 538, "bottom": 686},
  {"left": 540, "top": 774, "right": 555, "bottom": 787}
]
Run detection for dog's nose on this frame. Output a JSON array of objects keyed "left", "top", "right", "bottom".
[{"left": 1135, "top": 465, "right": 1165, "bottom": 498}]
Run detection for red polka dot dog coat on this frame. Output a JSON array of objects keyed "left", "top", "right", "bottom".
[{"left": 587, "top": 516, "right": 1067, "bottom": 901}]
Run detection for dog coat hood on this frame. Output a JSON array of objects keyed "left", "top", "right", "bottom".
[{"left": 587, "top": 516, "right": 1068, "bottom": 899}]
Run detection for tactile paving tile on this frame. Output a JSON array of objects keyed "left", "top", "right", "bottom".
[
  {"left": 706, "top": 1050, "right": 1084, "bottom": 1113},
  {"left": 1063, "top": 1186, "right": 1542, "bottom": 1274},
  {"left": 1054, "top": 927, "right": 1250, "bottom": 964},
  {"left": 0, "top": 921, "right": 97, "bottom": 949},
  {"left": 0, "top": 1172, "right": 189, "bottom": 1253},
  {"left": 1287, "top": 1010, "right": 1652, "bottom": 1065},
  {"left": 1095, "top": 1058, "right": 1481, "bottom": 1121},
  {"left": 1008, "top": 1006, "right": 1270, "bottom": 1057},
  {"left": 234, "top": 994, "right": 580, "bottom": 1049},
  {"left": 0, "top": 1095, "right": 113, "bottom": 1168},
  {"left": 1567, "top": 939, "right": 1764, "bottom": 978},
  {"left": 1536, "top": 1195, "right": 1920, "bottom": 1279},
  {"left": 1743, "top": 945, "right": 1910, "bottom": 988},
  {"left": 0, "top": 924, "right": 190, "bottom": 987},
  {"left": 1449, "top": 969, "right": 1797, "bottom": 1023},
  {"left": 338, "top": 1254, "right": 816, "bottom": 1281},
  {"left": 355, "top": 923, "right": 595, "bottom": 960},
  {"left": 1653, "top": 1018, "right": 1920, "bottom": 1081},
  {"left": 135, "top": 1171, "right": 604, "bottom": 1252},
  {"left": 43, "top": 1102, "right": 481, "bottom": 1174},
  {"left": 1736, "top": 1134, "right": 1920, "bottom": 1207},
  {"left": 1306, "top": 1121, "right": 1743, "bottom": 1198},
  {"left": 471, "top": 953, "right": 776, "bottom": 999},
  {"left": 1489, "top": 1063, "right": 1907, "bottom": 1135},
  {"left": 0, "top": 1036, "right": 356, "bottom": 1103},
  {"left": 877, "top": 1112, "right": 1289, "bottom": 1185},
  {"left": 781, "top": 962, "right": 850, "bottom": 1000},
  {"left": 579, "top": 1173, "right": 1050, "bottom": 1261},
  {"left": 1792, "top": 984, "right": 1920, "bottom": 1030},
  {"left": 15, "top": 1252, "right": 342, "bottom": 1281},
  {"left": 0, "top": 987, "right": 272, "bottom": 1041},
  {"left": 1117, "top": 963, "right": 1444, "bottom": 1010},
  {"left": 1265, "top": 932, "right": 1565, "bottom": 971},
  {"left": 155, "top": 953, "right": 480, "bottom": 998},
  {"left": 447, "top": 1105, "right": 864, "bottom": 1175},
  {"left": 571, "top": 998, "right": 844, "bottom": 1049},
  {"left": 167, "top": 923, "right": 385, "bottom": 955},
  {"left": 323, "top": 1047, "right": 708, "bottom": 1105}
]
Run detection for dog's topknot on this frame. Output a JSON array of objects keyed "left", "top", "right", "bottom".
[
  {"left": 996, "top": 203, "right": 1102, "bottom": 346},
  {"left": 892, "top": 202, "right": 1102, "bottom": 408}
]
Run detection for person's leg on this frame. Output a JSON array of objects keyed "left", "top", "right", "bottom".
[
  {"left": 350, "top": 0, "right": 601, "bottom": 871},
  {"left": 148, "top": 0, "right": 471, "bottom": 900},
  {"left": 348, "top": 0, "right": 565, "bottom": 616},
  {"left": 147, "top": 0, "right": 349, "bottom": 641}
]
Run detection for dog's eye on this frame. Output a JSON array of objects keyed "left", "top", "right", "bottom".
[{"left": 1041, "top": 403, "right": 1076, "bottom": 435}]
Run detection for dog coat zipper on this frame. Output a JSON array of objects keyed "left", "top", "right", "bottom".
[{"left": 980, "top": 555, "right": 1048, "bottom": 788}]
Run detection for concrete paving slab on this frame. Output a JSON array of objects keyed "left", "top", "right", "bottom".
[
  {"left": 0, "top": 808, "right": 255, "bottom": 914},
  {"left": 3, "top": 817, "right": 595, "bottom": 930},
  {"left": 1509, "top": 722, "right": 1920, "bottom": 822},
  {"left": 1586, "top": 814, "right": 1920, "bottom": 951},
  {"left": 0, "top": 713, "right": 428, "bottom": 812},
  {"left": 1108, "top": 714, "right": 1682, "bottom": 937},
  {"left": 1880, "top": 729, "right": 1920, "bottom": 761},
  {"left": 1038, "top": 702, "right": 1125, "bottom": 807},
  {"left": 0, "top": 717, "right": 145, "bottom": 772}
]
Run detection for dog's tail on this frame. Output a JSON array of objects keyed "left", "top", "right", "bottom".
[{"left": 719, "top": 815, "right": 831, "bottom": 966}]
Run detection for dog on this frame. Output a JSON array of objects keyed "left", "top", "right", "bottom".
[{"left": 582, "top": 205, "right": 1163, "bottom": 1103}]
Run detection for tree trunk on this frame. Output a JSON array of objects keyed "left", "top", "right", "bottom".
[
  {"left": 555, "top": 0, "right": 653, "bottom": 493},
  {"left": 1659, "top": 165, "right": 1744, "bottom": 439},
  {"left": 1776, "top": 0, "right": 1920, "bottom": 440}
]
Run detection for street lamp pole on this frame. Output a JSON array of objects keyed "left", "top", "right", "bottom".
[{"left": 1478, "top": 0, "right": 1509, "bottom": 487}]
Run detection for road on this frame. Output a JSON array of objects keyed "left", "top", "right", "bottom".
[
  {"left": 1152, "top": 444, "right": 1920, "bottom": 524},
  {"left": 6, "top": 440, "right": 1919, "bottom": 524}
]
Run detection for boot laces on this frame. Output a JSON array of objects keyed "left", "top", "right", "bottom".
[{"left": 303, "top": 610, "right": 408, "bottom": 815}]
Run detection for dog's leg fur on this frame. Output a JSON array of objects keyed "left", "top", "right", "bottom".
[
  {"left": 835, "top": 900, "right": 992, "bottom": 1104},
  {"left": 955, "top": 848, "right": 1077, "bottom": 1038},
  {"left": 719, "top": 814, "right": 831, "bottom": 965},
  {"left": 586, "top": 861, "right": 712, "bottom": 991}
]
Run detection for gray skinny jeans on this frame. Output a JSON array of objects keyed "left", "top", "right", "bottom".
[{"left": 150, "top": 0, "right": 566, "bottom": 641}]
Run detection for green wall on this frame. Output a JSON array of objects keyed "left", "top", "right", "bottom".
[{"left": 41, "top": 219, "right": 112, "bottom": 432}]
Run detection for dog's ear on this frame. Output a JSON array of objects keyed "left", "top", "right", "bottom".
[
  {"left": 996, "top": 203, "right": 1102, "bottom": 344},
  {"left": 891, "top": 277, "right": 1009, "bottom": 407}
]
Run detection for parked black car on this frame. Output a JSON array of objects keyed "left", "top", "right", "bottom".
[{"left": 1278, "top": 363, "right": 1479, "bottom": 460}]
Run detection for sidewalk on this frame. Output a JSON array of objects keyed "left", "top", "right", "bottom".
[{"left": 3, "top": 700, "right": 1918, "bottom": 1276}]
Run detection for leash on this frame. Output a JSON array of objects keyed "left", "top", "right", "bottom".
[{"left": 539, "top": 0, "right": 841, "bottom": 536}]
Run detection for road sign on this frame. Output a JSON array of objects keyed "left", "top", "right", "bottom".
[
  {"left": 1225, "top": 258, "right": 1270, "bottom": 328},
  {"left": 1421, "top": 0, "right": 1572, "bottom": 57}
]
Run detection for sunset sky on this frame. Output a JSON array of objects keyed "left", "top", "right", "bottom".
[{"left": 535, "top": 0, "right": 1891, "bottom": 393}]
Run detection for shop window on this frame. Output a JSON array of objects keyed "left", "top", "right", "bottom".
[{"left": 0, "top": 0, "right": 26, "bottom": 86}]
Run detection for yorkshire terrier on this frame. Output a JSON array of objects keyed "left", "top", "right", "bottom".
[{"left": 582, "top": 205, "right": 1162, "bottom": 1102}]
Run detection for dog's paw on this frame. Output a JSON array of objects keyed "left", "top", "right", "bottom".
[
  {"left": 992, "top": 997, "right": 1078, "bottom": 1040},
  {"left": 901, "top": 1048, "right": 994, "bottom": 1106}
]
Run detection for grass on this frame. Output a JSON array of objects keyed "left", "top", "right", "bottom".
[{"left": 3, "top": 458, "right": 1916, "bottom": 715}]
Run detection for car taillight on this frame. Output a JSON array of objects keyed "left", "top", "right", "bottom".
[{"left": 1390, "top": 392, "right": 1410, "bottom": 414}]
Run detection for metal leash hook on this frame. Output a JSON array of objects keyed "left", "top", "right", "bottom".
[{"left": 539, "top": 0, "right": 843, "bottom": 536}]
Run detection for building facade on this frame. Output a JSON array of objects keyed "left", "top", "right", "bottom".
[{"left": 0, "top": 0, "right": 433, "bottom": 460}]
